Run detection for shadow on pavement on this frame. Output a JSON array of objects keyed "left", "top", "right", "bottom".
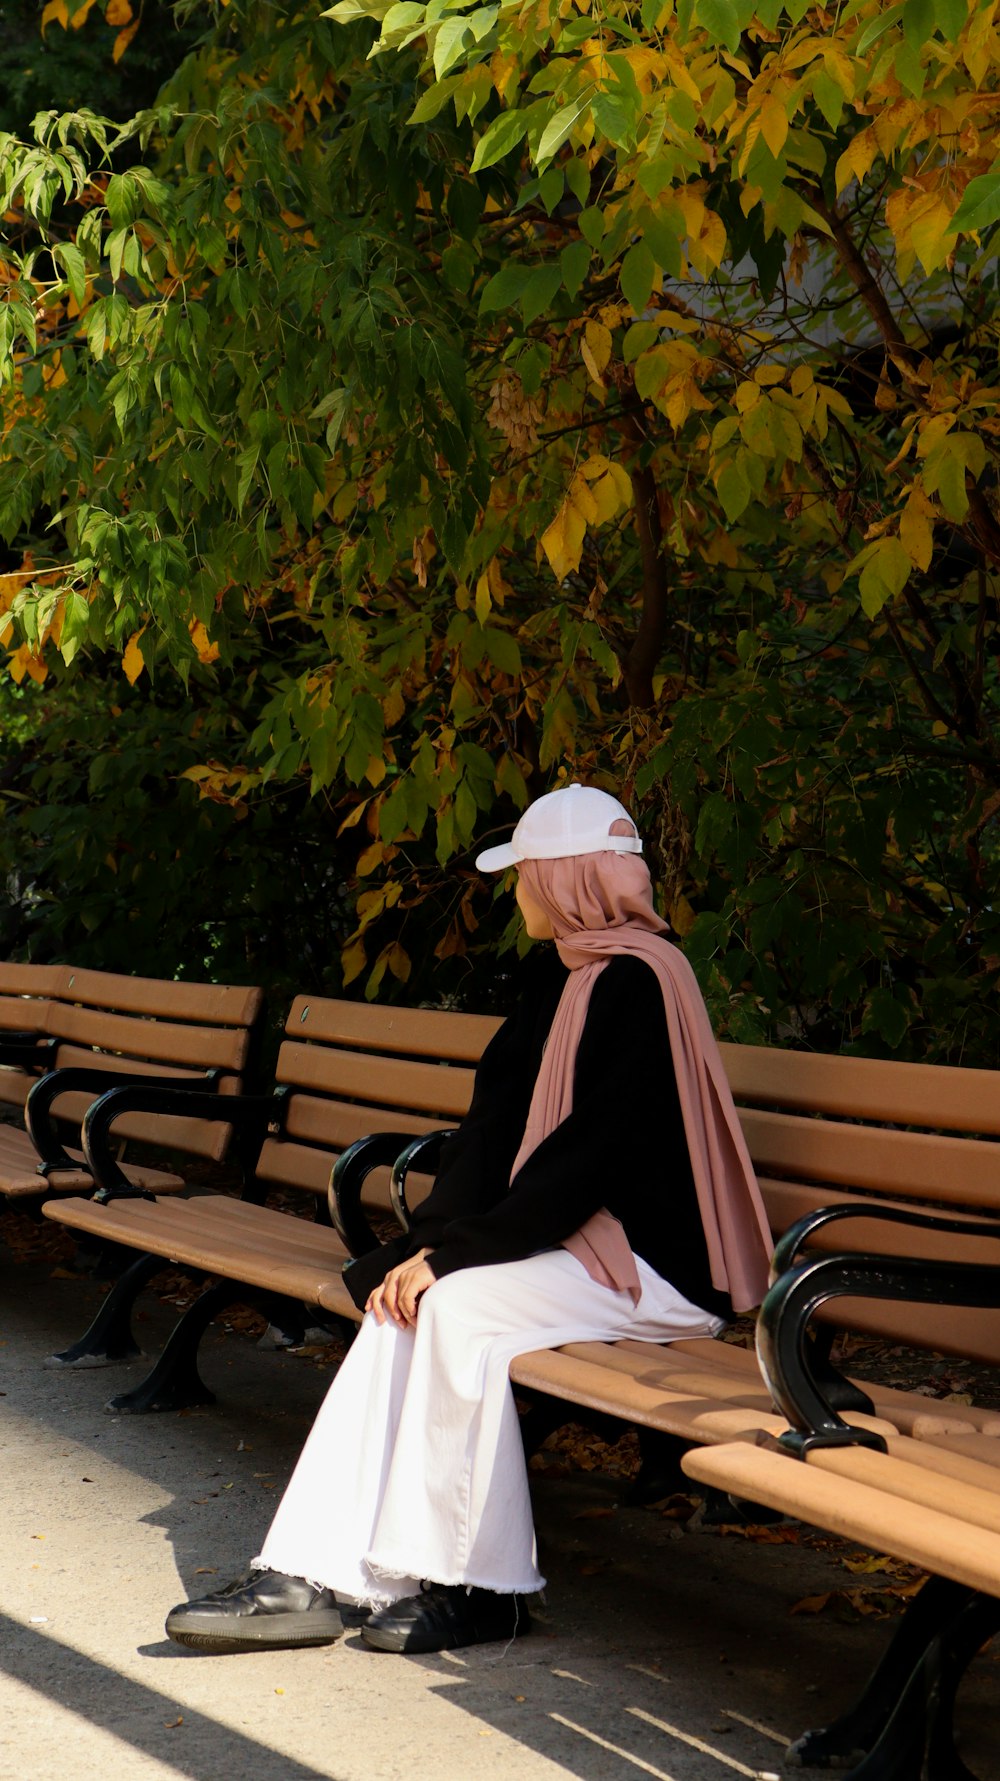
[{"left": 0, "top": 1610, "right": 346, "bottom": 1781}]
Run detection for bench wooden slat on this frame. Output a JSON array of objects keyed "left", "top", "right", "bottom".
[
  {"left": 742, "top": 1108, "right": 1000, "bottom": 1205},
  {"left": 47, "top": 1193, "right": 356, "bottom": 1306},
  {"left": 682, "top": 1441, "right": 1000, "bottom": 1599},
  {"left": 287, "top": 995, "right": 500, "bottom": 1061},
  {"left": 0, "top": 964, "right": 66, "bottom": 999},
  {"left": 723, "top": 1043, "right": 1000, "bottom": 1135},
  {"left": 275, "top": 1041, "right": 476, "bottom": 1118},
  {"left": 46, "top": 1003, "right": 252, "bottom": 1071},
  {"left": 0, "top": 1126, "right": 184, "bottom": 1196},
  {"left": 57, "top": 969, "right": 262, "bottom": 1028},
  {"left": 280, "top": 1095, "right": 443, "bottom": 1154},
  {"left": 759, "top": 1179, "right": 1000, "bottom": 1262}
]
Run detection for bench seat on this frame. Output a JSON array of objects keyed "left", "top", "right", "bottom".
[
  {"left": 0, "top": 1127, "right": 184, "bottom": 1198},
  {"left": 0, "top": 963, "right": 263, "bottom": 1203},
  {"left": 682, "top": 1440, "right": 1000, "bottom": 1598},
  {"left": 50, "top": 1191, "right": 359, "bottom": 1310}
]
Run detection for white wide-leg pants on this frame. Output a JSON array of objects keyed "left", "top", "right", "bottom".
[{"left": 254, "top": 1249, "right": 724, "bottom": 1606}]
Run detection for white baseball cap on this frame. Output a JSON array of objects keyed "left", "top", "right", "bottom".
[{"left": 475, "top": 783, "right": 643, "bottom": 872}]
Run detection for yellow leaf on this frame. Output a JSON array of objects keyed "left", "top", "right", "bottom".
[
  {"left": 357, "top": 841, "right": 385, "bottom": 875},
  {"left": 6, "top": 644, "right": 46, "bottom": 686},
  {"left": 759, "top": 95, "right": 789, "bottom": 160},
  {"left": 112, "top": 19, "right": 141, "bottom": 62},
  {"left": 341, "top": 939, "right": 367, "bottom": 986},
  {"left": 122, "top": 630, "right": 146, "bottom": 685},
  {"left": 908, "top": 197, "right": 957, "bottom": 275},
  {"left": 364, "top": 755, "right": 386, "bottom": 787},
  {"left": 589, "top": 472, "right": 622, "bottom": 525},
  {"left": 669, "top": 894, "right": 696, "bottom": 936},
  {"left": 541, "top": 498, "right": 587, "bottom": 581},
  {"left": 568, "top": 476, "right": 599, "bottom": 525},
  {"left": 40, "top": 0, "right": 69, "bottom": 32},
  {"left": 105, "top": 0, "right": 132, "bottom": 22},
  {"left": 475, "top": 573, "right": 492, "bottom": 627},
  {"left": 337, "top": 799, "right": 370, "bottom": 834},
  {"left": 189, "top": 619, "right": 220, "bottom": 664},
  {"left": 900, "top": 487, "right": 935, "bottom": 572},
  {"left": 382, "top": 686, "right": 405, "bottom": 727},
  {"left": 835, "top": 129, "right": 876, "bottom": 196},
  {"left": 387, "top": 942, "right": 411, "bottom": 983},
  {"left": 607, "top": 461, "right": 633, "bottom": 508},
  {"left": 578, "top": 453, "right": 612, "bottom": 481},
  {"left": 583, "top": 319, "right": 611, "bottom": 377}
]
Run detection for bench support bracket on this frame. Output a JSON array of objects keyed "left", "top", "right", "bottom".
[
  {"left": 47, "top": 1251, "right": 166, "bottom": 1368},
  {"left": 104, "top": 1282, "right": 352, "bottom": 1415},
  {"left": 787, "top": 1576, "right": 999, "bottom": 1778}
]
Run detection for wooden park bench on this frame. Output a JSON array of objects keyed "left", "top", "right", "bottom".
[{"left": 0, "top": 962, "right": 264, "bottom": 1207}]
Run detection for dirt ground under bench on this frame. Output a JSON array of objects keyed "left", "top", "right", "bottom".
[{"left": 1, "top": 1229, "right": 997, "bottom": 1781}]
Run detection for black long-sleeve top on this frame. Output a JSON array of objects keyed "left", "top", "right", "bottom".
[{"left": 342, "top": 946, "right": 733, "bottom": 1322}]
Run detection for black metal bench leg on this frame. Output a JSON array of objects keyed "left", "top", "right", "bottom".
[
  {"left": 785, "top": 1577, "right": 997, "bottom": 1775},
  {"left": 47, "top": 1251, "right": 166, "bottom": 1368},
  {"left": 105, "top": 1280, "right": 244, "bottom": 1414},
  {"left": 103, "top": 1286, "right": 354, "bottom": 1415}
]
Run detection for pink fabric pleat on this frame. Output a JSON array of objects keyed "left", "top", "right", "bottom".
[{"left": 510, "top": 852, "right": 772, "bottom": 1314}]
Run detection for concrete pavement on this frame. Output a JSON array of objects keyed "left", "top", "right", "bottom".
[{"left": 2, "top": 1248, "right": 996, "bottom": 1780}]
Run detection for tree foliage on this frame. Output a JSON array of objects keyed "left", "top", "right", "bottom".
[{"left": 0, "top": 0, "right": 997, "bottom": 1057}]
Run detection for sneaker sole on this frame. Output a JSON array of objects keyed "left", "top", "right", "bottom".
[
  {"left": 361, "top": 1615, "right": 531, "bottom": 1655},
  {"left": 165, "top": 1609, "right": 343, "bottom": 1653}
]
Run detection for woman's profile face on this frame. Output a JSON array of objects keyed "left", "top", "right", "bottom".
[{"left": 515, "top": 873, "right": 555, "bottom": 941}]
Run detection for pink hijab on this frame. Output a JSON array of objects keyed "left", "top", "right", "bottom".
[{"left": 511, "top": 850, "right": 772, "bottom": 1314}]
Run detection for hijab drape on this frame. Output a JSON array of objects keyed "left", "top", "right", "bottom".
[{"left": 510, "top": 851, "right": 771, "bottom": 1313}]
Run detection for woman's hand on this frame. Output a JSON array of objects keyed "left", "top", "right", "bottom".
[{"left": 366, "top": 1248, "right": 437, "bottom": 1329}]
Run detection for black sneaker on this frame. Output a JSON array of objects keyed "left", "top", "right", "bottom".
[
  {"left": 361, "top": 1583, "right": 531, "bottom": 1654},
  {"left": 165, "top": 1568, "right": 343, "bottom": 1653}
]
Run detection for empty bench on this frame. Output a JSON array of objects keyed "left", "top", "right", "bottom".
[{"left": 0, "top": 962, "right": 263, "bottom": 1205}]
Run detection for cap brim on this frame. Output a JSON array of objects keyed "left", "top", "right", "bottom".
[{"left": 475, "top": 842, "right": 518, "bottom": 872}]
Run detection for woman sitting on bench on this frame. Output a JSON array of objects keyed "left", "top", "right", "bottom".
[{"left": 166, "top": 783, "right": 772, "bottom": 1656}]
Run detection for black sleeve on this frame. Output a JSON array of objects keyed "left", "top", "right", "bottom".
[
  {"left": 340, "top": 948, "right": 565, "bottom": 1310},
  {"left": 425, "top": 956, "right": 686, "bottom": 1280}
]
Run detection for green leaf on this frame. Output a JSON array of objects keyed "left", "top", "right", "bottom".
[
  {"left": 858, "top": 537, "right": 912, "bottom": 617},
  {"left": 520, "top": 262, "right": 562, "bottom": 326},
  {"left": 862, "top": 986, "right": 910, "bottom": 1048},
  {"left": 716, "top": 457, "right": 751, "bottom": 524},
  {"left": 471, "top": 109, "right": 529, "bottom": 172},
  {"left": 620, "top": 240, "right": 656, "bottom": 313},
  {"left": 480, "top": 261, "right": 529, "bottom": 313},
  {"left": 694, "top": 0, "right": 742, "bottom": 53},
  {"left": 894, "top": 40, "right": 926, "bottom": 95},
  {"left": 537, "top": 101, "right": 586, "bottom": 166},
  {"left": 856, "top": 1, "right": 903, "bottom": 51},
  {"left": 483, "top": 626, "right": 521, "bottom": 673},
  {"left": 53, "top": 241, "right": 86, "bottom": 307},
  {"left": 560, "top": 239, "right": 590, "bottom": 297},
  {"left": 934, "top": 0, "right": 967, "bottom": 36},
  {"left": 902, "top": 0, "right": 934, "bottom": 50},
  {"left": 951, "top": 165, "right": 1000, "bottom": 235}
]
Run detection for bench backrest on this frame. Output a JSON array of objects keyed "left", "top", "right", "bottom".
[
  {"left": 722, "top": 1044, "right": 1000, "bottom": 1365},
  {"left": 255, "top": 996, "right": 501, "bottom": 1200},
  {"left": 0, "top": 964, "right": 264, "bottom": 1162}
]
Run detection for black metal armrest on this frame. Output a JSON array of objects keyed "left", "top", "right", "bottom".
[
  {"left": 26, "top": 1064, "right": 223, "bottom": 1172},
  {"left": 770, "top": 1202, "right": 1000, "bottom": 1284},
  {"left": 389, "top": 1130, "right": 457, "bottom": 1233},
  {"left": 0, "top": 1034, "right": 57, "bottom": 1070},
  {"left": 757, "top": 1248, "right": 1000, "bottom": 1461},
  {"left": 81, "top": 1081, "right": 286, "bottom": 1202},
  {"left": 328, "top": 1133, "right": 419, "bottom": 1258}
]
